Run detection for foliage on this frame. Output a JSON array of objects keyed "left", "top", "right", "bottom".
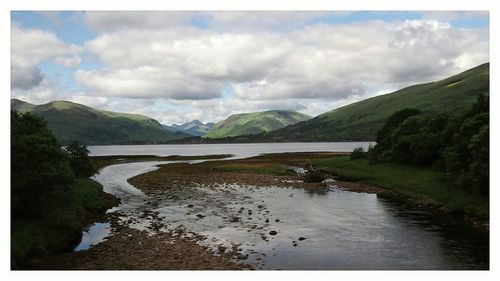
[
  {"left": 11, "top": 111, "right": 107, "bottom": 268},
  {"left": 65, "top": 141, "right": 97, "bottom": 178},
  {"left": 350, "top": 146, "right": 366, "bottom": 160},
  {"left": 11, "top": 111, "right": 76, "bottom": 219},
  {"left": 369, "top": 94, "right": 489, "bottom": 197}
]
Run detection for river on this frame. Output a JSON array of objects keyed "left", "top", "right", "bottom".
[{"left": 78, "top": 143, "right": 488, "bottom": 269}]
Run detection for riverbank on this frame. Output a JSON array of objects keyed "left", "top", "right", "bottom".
[
  {"left": 312, "top": 157, "right": 489, "bottom": 223},
  {"left": 12, "top": 178, "right": 120, "bottom": 269},
  {"left": 33, "top": 213, "right": 250, "bottom": 270}
]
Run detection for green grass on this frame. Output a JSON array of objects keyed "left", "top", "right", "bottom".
[
  {"left": 204, "top": 110, "right": 311, "bottom": 138},
  {"left": 11, "top": 178, "right": 107, "bottom": 268},
  {"left": 313, "top": 157, "right": 488, "bottom": 218}
]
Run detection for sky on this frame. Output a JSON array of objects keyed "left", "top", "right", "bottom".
[{"left": 10, "top": 11, "right": 489, "bottom": 125}]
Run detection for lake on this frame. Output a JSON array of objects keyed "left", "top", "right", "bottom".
[{"left": 88, "top": 142, "right": 373, "bottom": 158}]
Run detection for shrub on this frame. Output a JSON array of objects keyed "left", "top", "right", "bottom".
[{"left": 350, "top": 146, "right": 366, "bottom": 160}]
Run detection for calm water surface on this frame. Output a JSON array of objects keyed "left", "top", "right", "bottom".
[
  {"left": 78, "top": 159, "right": 489, "bottom": 270},
  {"left": 88, "top": 142, "right": 372, "bottom": 159}
]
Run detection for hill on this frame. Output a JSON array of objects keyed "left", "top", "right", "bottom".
[
  {"left": 11, "top": 99, "right": 191, "bottom": 145},
  {"left": 163, "top": 120, "right": 215, "bottom": 136},
  {"left": 263, "top": 63, "right": 489, "bottom": 141},
  {"left": 203, "top": 110, "right": 311, "bottom": 138}
]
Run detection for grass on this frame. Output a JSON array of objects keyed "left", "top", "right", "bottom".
[
  {"left": 313, "top": 156, "right": 489, "bottom": 218},
  {"left": 11, "top": 178, "right": 108, "bottom": 268}
]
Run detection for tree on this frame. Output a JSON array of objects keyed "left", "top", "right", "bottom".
[
  {"left": 65, "top": 141, "right": 96, "bottom": 178},
  {"left": 11, "top": 111, "right": 75, "bottom": 219},
  {"left": 371, "top": 108, "right": 421, "bottom": 161}
]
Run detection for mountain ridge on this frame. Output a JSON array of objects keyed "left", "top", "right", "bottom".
[
  {"left": 203, "top": 110, "right": 311, "bottom": 138},
  {"left": 11, "top": 99, "right": 191, "bottom": 145}
]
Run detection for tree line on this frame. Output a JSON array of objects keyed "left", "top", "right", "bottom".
[{"left": 354, "top": 94, "right": 489, "bottom": 197}]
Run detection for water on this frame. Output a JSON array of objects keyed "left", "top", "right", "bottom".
[
  {"left": 84, "top": 161, "right": 488, "bottom": 270},
  {"left": 88, "top": 142, "right": 372, "bottom": 159},
  {"left": 74, "top": 222, "right": 112, "bottom": 251}
]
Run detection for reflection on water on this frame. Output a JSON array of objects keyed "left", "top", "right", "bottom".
[{"left": 88, "top": 161, "right": 488, "bottom": 270}]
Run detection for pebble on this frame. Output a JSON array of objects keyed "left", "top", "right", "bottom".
[
  {"left": 275, "top": 219, "right": 280, "bottom": 222},
  {"left": 298, "top": 237, "right": 307, "bottom": 241},
  {"left": 269, "top": 230, "right": 278, "bottom": 236},
  {"left": 196, "top": 214, "right": 205, "bottom": 219},
  {"left": 187, "top": 204, "right": 194, "bottom": 208}
]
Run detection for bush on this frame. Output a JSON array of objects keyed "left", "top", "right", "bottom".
[
  {"left": 65, "top": 141, "right": 97, "bottom": 178},
  {"left": 350, "top": 146, "right": 366, "bottom": 160}
]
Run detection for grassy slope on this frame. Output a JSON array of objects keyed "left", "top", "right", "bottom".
[
  {"left": 11, "top": 99, "right": 190, "bottom": 145},
  {"left": 313, "top": 157, "right": 488, "bottom": 217},
  {"left": 204, "top": 110, "right": 311, "bottom": 138},
  {"left": 265, "top": 63, "right": 489, "bottom": 141}
]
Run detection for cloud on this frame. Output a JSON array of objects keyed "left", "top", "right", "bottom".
[
  {"left": 78, "top": 19, "right": 488, "bottom": 105},
  {"left": 11, "top": 26, "right": 82, "bottom": 89}
]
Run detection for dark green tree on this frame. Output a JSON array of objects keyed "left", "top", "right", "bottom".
[
  {"left": 11, "top": 111, "right": 75, "bottom": 219},
  {"left": 371, "top": 108, "right": 421, "bottom": 161},
  {"left": 65, "top": 141, "right": 96, "bottom": 178}
]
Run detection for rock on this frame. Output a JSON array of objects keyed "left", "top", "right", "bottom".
[
  {"left": 237, "top": 254, "right": 249, "bottom": 260},
  {"left": 275, "top": 219, "right": 280, "bottom": 222},
  {"left": 187, "top": 204, "right": 194, "bottom": 208},
  {"left": 265, "top": 218, "right": 270, "bottom": 223},
  {"left": 218, "top": 246, "right": 226, "bottom": 253},
  {"left": 269, "top": 230, "right": 278, "bottom": 236},
  {"left": 301, "top": 170, "right": 326, "bottom": 183},
  {"left": 257, "top": 205, "right": 264, "bottom": 209},
  {"left": 261, "top": 235, "right": 267, "bottom": 240},
  {"left": 196, "top": 214, "right": 205, "bottom": 219},
  {"left": 298, "top": 237, "right": 307, "bottom": 241},
  {"left": 228, "top": 216, "right": 240, "bottom": 222}
]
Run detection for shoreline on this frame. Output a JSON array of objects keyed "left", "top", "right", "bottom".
[{"left": 33, "top": 152, "right": 488, "bottom": 269}]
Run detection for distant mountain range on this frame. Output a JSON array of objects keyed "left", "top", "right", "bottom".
[
  {"left": 11, "top": 99, "right": 190, "bottom": 145},
  {"left": 11, "top": 63, "right": 489, "bottom": 145},
  {"left": 163, "top": 120, "right": 215, "bottom": 136},
  {"left": 203, "top": 110, "right": 311, "bottom": 138}
]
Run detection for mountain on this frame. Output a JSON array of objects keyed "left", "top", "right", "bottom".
[
  {"left": 11, "top": 99, "right": 191, "bottom": 145},
  {"left": 163, "top": 120, "right": 215, "bottom": 136},
  {"left": 261, "top": 63, "right": 489, "bottom": 142},
  {"left": 203, "top": 110, "right": 311, "bottom": 138}
]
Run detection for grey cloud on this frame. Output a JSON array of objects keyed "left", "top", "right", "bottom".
[{"left": 11, "top": 65, "right": 44, "bottom": 90}]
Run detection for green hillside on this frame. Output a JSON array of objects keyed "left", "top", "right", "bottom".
[
  {"left": 264, "top": 63, "right": 489, "bottom": 141},
  {"left": 203, "top": 110, "right": 311, "bottom": 138},
  {"left": 11, "top": 99, "right": 190, "bottom": 145}
]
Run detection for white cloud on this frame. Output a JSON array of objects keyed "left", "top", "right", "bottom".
[
  {"left": 78, "top": 19, "right": 488, "bottom": 106},
  {"left": 11, "top": 26, "right": 82, "bottom": 89}
]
